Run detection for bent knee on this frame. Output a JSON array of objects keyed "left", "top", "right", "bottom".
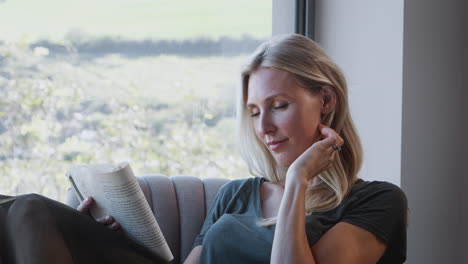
[{"left": 7, "top": 194, "right": 52, "bottom": 227}]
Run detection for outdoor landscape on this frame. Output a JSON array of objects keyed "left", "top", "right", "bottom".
[{"left": 0, "top": 0, "right": 272, "bottom": 201}]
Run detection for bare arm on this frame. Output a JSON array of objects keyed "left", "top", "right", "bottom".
[
  {"left": 311, "top": 222, "right": 386, "bottom": 263},
  {"left": 272, "top": 174, "right": 386, "bottom": 264},
  {"left": 271, "top": 175, "right": 315, "bottom": 263},
  {"left": 183, "top": 245, "right": 202, "bottom": 264},
  {"left": 271, "top": 125, "right": 386, "bottom": 264}
]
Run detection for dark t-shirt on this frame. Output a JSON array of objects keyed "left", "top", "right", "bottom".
[{"left": 193, "top": 177, "right": 407, "bottom": 264}]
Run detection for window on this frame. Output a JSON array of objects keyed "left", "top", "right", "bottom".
[{"left": 0, "top": 0, "right": 272, "bottom": 201}]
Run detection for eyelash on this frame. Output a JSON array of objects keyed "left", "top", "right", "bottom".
[
  {"left": 250, "top": 104, "right": 289, "bottom": 118},
  {"left": 274, "top": 104, "right": 288, "bottom": 110}
]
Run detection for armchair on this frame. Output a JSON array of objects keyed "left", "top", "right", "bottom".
[{"left": 65, "top": 175, "right": 229, "bottom": 264}]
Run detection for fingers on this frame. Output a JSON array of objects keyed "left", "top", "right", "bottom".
[
  {"left": 77, "top": 197, "right": 93, "bottom": 214},
  {"left": 77, "top": 197, "right": 120, "bottom": 231},
  {"left": 110, "top": 221, "right": 121, "bottom": 230},
  {"left": 317, "top": 125, "right": 342, "bottom": 171},
  {"left": 318, "top": 124, "right": 344, "bottom": 149},
  {"left": 96, "top": 215, "right": 113, "bottom": 225},
  {"left": 96, "top": 215, "right": 121, "bottom": 231},
  {"left": 77, "top": 197, "right": 121, "bottom": 231}
]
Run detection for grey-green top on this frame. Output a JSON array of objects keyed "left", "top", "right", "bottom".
[{"left": 193, "top": 177, "right": 407, "bottom": 264}]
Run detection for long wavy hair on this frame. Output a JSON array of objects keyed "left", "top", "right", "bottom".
[{"left": 237, "top": 34, "right": 363, "bottom": 221}]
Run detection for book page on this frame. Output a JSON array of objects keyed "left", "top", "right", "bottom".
[{"left": 67, "top": 162, "right": 173, "bottom": 262}]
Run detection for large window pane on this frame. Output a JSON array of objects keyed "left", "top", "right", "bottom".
[{"left": 0, "top": 0, "right": 272, "bottom": 201}]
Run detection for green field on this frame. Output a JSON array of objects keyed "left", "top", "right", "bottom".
[
  {"left": 0, "top": 0, "right": 271, "bottom": 201},
  {"left": 0, "top": 0, "right": 271, "bottom": 41},
  {"left": 0, "top": 43, "right": 253, "bottom": 201}
]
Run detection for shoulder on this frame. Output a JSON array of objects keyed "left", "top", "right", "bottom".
[
  {"left": 342, "top": 179, "right": 408, "bottom": 244},
  {"left": 220, "top": 177, "right": 257, "bottom": 191},
  {"left": 216, "top": 177, "right": 260, "bottom": 200},
  {"left": 354, "top": 179, "right": 403, "bottom": 192},
  {"left": 349, "top": 180, "right": 407, "bottom": 209}
]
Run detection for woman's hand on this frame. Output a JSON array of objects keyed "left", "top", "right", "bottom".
[
  {"left": 287, "top": 124, "right": 344, "bottom": 186},
  {"left": 77, "top": 197, "right": 121, "bottom": 231}
]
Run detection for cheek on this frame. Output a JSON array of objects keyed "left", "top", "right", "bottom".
[
  {"left": 292, "top": 114, "right": 321, "bottom": 143},
  {"left": 306, "top": 116, "right": 322, "bottom": 134},
  {"left": 253, "top": 122, "right": 262, "bottom": 139},
  {"left": 279, "top": 119, "right": 297, "bottom": 135},
  {"left": 277, "top": 110, "right": 297, "bottom": 129}
]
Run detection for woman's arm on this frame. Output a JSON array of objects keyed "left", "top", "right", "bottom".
[
  {"left": 271, "top": 174, "right": 315, "bottom": 263},
  {"left": 311, "top": 222, "right": 386, "bottom": 263},
  {"left": 183, "top": 245, "right": 202, "bottom": 264},
  {"left": 271, "top": 174, "right": 387, "bottom": 264},
  {"left": 271, "top": 126, "right": 386, "bottom": 264}
]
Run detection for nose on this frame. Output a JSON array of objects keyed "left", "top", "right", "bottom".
[{"left": 257, "top": 112, "right": 276, "bottom": 137}]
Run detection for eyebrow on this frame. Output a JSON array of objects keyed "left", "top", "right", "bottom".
[{"left": 246, "top": 93, "right": 291, "bottom": 108}]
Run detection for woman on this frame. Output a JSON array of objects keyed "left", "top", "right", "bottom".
[
  {"left": 184, "top": 34, "right": 407, "bottom": 263},
  {"left": 0, "top": 34, "right": 406, "bottom": 264}
]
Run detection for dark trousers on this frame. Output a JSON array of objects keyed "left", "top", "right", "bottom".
[{"left": 0, "top": 194, "right": 168, "bottom": 264}]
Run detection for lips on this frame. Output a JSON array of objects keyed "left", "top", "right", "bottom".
[{"left": 267, "top": 139, "right": 288, "bottom": 151}]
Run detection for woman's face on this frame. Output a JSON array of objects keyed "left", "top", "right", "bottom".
[{"left": 247, "top": 67, "right": 323, "bottom": 167}]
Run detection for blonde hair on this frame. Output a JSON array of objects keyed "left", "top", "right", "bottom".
[{"left": 237, "top": 34, "right": 363, "bottom": 222}]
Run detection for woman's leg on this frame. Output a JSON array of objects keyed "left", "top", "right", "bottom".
[
  {"left": 6, "top": 194, "right": 74, "bottom": 264},
  {"left": 0, "top": 194, "right": 168, "bottom": 264},
  {"left": 0, "top": 204, "right": 9, "bottom": 264}
]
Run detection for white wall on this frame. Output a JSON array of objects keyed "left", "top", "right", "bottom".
[
  {"left": 272, "top": 0, "right": 295, "bottom": 35},
  {"left": 315, "top": 0, "right": 404, "bottom": 185}
]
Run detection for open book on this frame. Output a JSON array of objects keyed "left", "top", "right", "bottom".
[{"left": 66, "top": 162, "right": 173, "bottom": 262}]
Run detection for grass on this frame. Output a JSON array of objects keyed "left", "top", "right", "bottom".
[
  {"left": 0, "top": 38, "right": 253, "bottom": 201},
  {"left": 0, "top": 0, "right": 272, "bottom": 41},
  {"left": 0, "top": 0, "right": 269, "bottom": 201},
  {"left": 38, "top": 53, "right": 249, "bottom": 105}
]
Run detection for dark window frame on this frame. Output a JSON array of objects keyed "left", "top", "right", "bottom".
[{"left": 295, "top": 0, "right": 316, "bottom": 40}]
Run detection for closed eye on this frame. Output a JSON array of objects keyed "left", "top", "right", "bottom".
[
  {"left": 274, "top": 104, "right": 289, "bottom": 110},
  {"left": 250, "top": 112, "right": 260, "bottom": 118}
]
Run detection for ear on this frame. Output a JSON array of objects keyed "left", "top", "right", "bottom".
[{"left": 320, "top": 86, "right": 337, "bottom": 115}]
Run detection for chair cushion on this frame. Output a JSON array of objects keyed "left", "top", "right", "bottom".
[{"left": 65, "top": 175, "right": 229, "bottom": 264}]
